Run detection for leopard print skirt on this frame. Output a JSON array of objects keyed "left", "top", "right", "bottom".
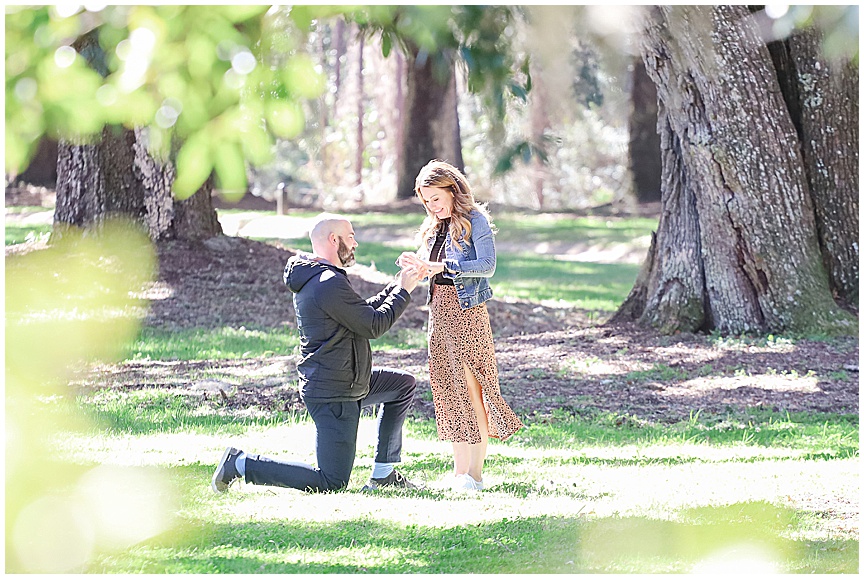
[{"left": 428, "top": 284, "right": 524, "bottom": 443}]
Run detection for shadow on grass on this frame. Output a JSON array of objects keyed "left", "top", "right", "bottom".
[{"left": 91, "top": 501, "right": 858, "bottom": 574}]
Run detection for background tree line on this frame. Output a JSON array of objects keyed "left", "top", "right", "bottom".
[{"left": 5, "top": 4, "right": 858, "bottom": 336}]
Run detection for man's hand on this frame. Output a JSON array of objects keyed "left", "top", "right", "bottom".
[
  {"left": 397, "top": 251, "right": 444, "bottom": 280},
  {"left": 397, "top": 264, "right": 424, "bottom": 293}
]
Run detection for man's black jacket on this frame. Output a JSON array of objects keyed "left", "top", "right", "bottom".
[{"left": 283, "top": 254, "right": 412, "bottom": 403}]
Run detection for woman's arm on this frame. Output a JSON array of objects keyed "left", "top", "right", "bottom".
[{"left": 441, "top": 214, "right": 496, "bottom": 279}]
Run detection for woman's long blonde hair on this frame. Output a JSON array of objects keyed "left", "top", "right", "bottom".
[{"left": 414, "top": 160, "right": 495, "bottom": 253}]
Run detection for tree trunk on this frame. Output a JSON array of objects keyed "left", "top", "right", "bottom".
[
  {"left": 613, "top": 5, "right": 853, "bottom": 335},
  {"left": 55, "top": 127, "right": 221, "bottom": 242},
  {"left": 394, "top": 50, "right": 405, "bottom": 173},
  {"left": 767, "top": 27, "right": 859, "bottom": 308},
  {"left": 627, "top": 57, "right": 662, "bottom": 204},
  {"left": 53, "top": 29, "right": 221, "bottom": 243},
  {"left": 16, "top": 137, "right": 58, "bottom": 187},
  {"left": 529, "top": 63, "right": 549, "bottom": 210},
  {"left": 355, "top": 32, "right": 365, "bottom": 189},
  {"left": 395, "top": 45, "right": 464, "bottom": 200},
  {"left": 333, "top": 18, "right": 347, "bottom": 99}
]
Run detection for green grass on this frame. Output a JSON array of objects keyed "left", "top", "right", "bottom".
[
  {"left": 84, "top": 501, "right": 859, "bottom": 573},
  {"left": 5, "top": 206, "right": 53, "bottom": 245},
  {"left": 5, "top": 221, "right": 52, "bottom": 245},
  {"left": 493, "top": 253, "right": 638, "bottom": 308},
  {"left": 493, "top": 213, "right": 657, "bottom": 246},
  {"left": 128, "top": 327, "right": 302, "bottom": 361},
  {"left": 37, "top": 391, "right": 858, "bottom": 574},
  {"left": 126, "top": 326, "right": 424, "bottom": 361},
  {"left": 78, "top": 389, "right": 305, "bottom": 435},
  {"left": 511, "top": 409, "right": 859, "bottom": 457},
  {"left": 245, "top": 209, "right": 647, "bottom": 310}
]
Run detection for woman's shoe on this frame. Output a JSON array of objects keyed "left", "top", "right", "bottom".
[{"left": 453, "top": 473, "right": 484, "bottom": 491}]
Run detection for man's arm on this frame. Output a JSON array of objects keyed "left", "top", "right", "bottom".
[
  {"left": 366, "top": 281, "right": 400, "bottom": 310},
  {"left": 318, "top": 269, "right": 420, "bottom": 340}
]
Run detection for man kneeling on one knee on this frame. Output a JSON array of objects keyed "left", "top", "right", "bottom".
[{"left": 212, "top": 215, "right": 425, "bottom": 493}]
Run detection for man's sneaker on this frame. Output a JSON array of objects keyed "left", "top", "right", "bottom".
[
  {"left": 211, "top": 447, "right": 243, "bottom": 493},
  {"left": 361, "top": 469, "right": 417, "bottom": 491}
]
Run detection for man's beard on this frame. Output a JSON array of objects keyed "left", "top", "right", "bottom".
[{"left": 337, "top": 237, "right": 356, "bottom": 267}]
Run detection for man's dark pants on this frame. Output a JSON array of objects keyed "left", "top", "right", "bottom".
[{"left": 243, "top": 368, "right": 415, "bottom": 492}]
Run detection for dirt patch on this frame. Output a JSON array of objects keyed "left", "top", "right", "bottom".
[{"left": 55, "top": 235, "right": 857, "bottom": 424}]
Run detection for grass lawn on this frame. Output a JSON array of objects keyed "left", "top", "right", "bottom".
[
  {"left": 234, "top": 209, "right": 655, "bottom": 311},
  {"left": 6, "top": 206, "right": 857, "bottom": 573},
  {"left": 8, "top": 207, "right": 649, "bottom": 310},
  {"left": 33, "top": 392, "right": 859, "bottom": 574},
  {"left": 5, "top": 205, "right": 52, "bottom": 245}
]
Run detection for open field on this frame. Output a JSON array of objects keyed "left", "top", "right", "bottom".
[{"left": 6, "top": 204, "right": 859, "bottom": 573}]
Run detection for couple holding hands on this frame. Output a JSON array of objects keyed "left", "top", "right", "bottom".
[{"left": 212, "top": 160, "right": 522, "bottom": 495}]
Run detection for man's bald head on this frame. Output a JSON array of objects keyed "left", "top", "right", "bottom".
[{"left": 309, "top": 214, "right": 356, "bottom": 267}]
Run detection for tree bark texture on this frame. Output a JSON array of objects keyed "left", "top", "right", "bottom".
[
  {"left": 617, "top": 5, "right": 851, "bottom": 335},
  {"left": 395, "top": 45, "right": 464, "bottom": 200},
  {"left": 627, "top": 57, "right": 662, "bottom": 204},
  {"left": 55, "top": 127, "right": 221, "bottom": 242},
  {"left": 786, "top": 29, "right": 859, "bottom": 307}
]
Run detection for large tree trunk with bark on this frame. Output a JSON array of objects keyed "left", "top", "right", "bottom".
[
  {"left": 613, "top": 5, "right": 853, "bottom": 336},
  {"left": 54, "top": 127, "right": 221, "bottom": 242},
  {"left": 395, "top": 44, "right": 464, "bottom": 200},
  {"left": 53, "top": 29, "right": 221, "bottom": 243},
  {"left": 767, "top": 27, "right": 859, "bottom": 309},
  {"left": 627, "top": 57, "right": 662, "bottom": 204}
]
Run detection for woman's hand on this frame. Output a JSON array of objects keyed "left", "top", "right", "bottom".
[
  {"left": 397, "top": 252, "right": 445, "bottom": 279},
  {"left": 396, "top": 251, "right": 423, "bottom": 269},
  {"left": 425, "top": 261, "right": 446, "bottom": 277}
]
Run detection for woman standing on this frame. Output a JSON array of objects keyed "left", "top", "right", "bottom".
[{"left": 398, "top": 160, "right": 523, "bottom": 491}]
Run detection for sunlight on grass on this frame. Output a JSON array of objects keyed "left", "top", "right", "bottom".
[
  {"left": 128, "top": 327, "right": 300, "bottom": 361},
  {"left": 46, "top": 389, "right": 859, "bottom": 574},
  {"left": 230, "top": 209, "right": 647, "bottom": 310}
]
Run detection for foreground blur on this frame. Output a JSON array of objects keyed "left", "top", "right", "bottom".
[{"left": 5, "top": 220, "right": 177, "bottom": 573}]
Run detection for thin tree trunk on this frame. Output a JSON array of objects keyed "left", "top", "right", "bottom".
[
  {"left": 333, "top": 18, "right": 346, "bottom": 99},
  {"left": 396, "top": 45, "right": 464, "bottom": 199},
  {"left": 529, "top": 63, "right": 550, "bottom": 210},
  {"left": 628, "top": 57, "right": 662, "bottom": 204},
  {"left": 394, "top": 50, "right": 405, "bottom": 173},
  {"left": 355, "top": 32, "right": 364, "bottom": 189},
  {"left": 615, "top": 5, "right": 851, "bottom": 335}
]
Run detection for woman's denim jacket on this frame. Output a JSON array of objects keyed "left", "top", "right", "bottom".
[{"left": 424, "top": 209, "right": 495, "bottom": 310}]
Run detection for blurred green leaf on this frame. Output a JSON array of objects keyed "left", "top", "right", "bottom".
[
  {"left": 213, "top": 141, "right": 248, "bottom": 201},
  {"left": 382, "top": 32, "right": 392, "bottom": 57},
  {"left": 266, "top": 100, "right": 305, "bottom": 139},
  {"left": 173, "top": 133, "right": 212, "bottom": 199},
  {"left": 282, "top": 54, "right": 326, "bottom": 99}
]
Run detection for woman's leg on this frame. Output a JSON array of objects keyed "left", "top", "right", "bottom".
[{"left": 461, "top": 360, "right": 489, "bottom": 482}]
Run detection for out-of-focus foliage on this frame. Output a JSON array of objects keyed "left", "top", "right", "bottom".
[
  {"left": 764, "top": 4, "right": 859, "bottom": 63},
  {"left": 5, "top": 220, "right": 174, "bottom": 573},
  {"left": 350, "top": 6, "right": 531, "bottom": 126},
  {"left": 5, "top": 5, "right": 331, "bottom": 200}
]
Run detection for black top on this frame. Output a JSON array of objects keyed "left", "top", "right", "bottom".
[
  {"left": 430, "top": 219, "right": 454, "bottom": 286},
  {"left": 283, "top": 255, "right": 412, "bottom": 402}
]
